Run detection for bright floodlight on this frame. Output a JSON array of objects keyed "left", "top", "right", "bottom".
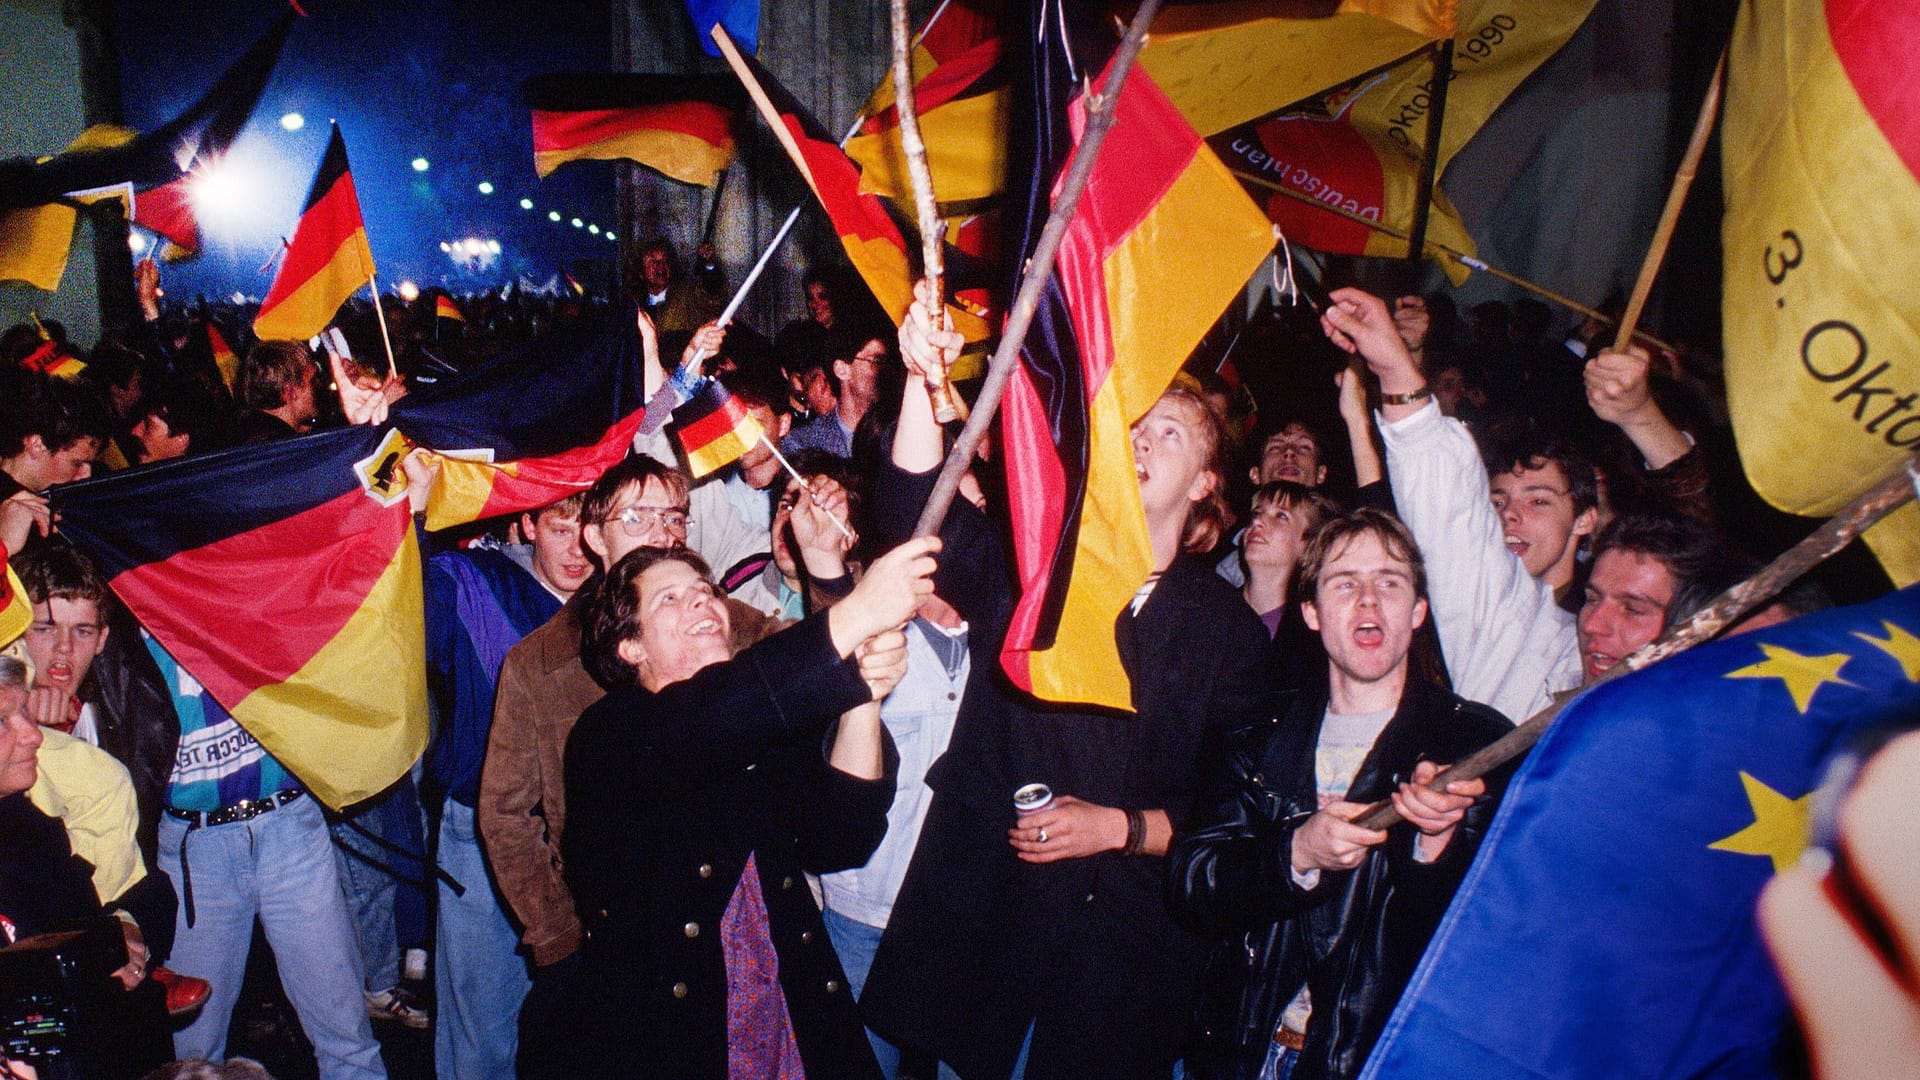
[
  {"left": 465, "top": 238, "right": 487, "bottom": 254},
  {"left": 477, "top": 181, "right": 494, "bottom": 195},
  {"left": 412, "top": 157, "right": 430, "bottom": 172},
  {"left": 187, "top": 153, "right": 280, "bottom": 242},
  {"left": 588, "top": 224, "right": 600, "bottom": 235},
  {"left": 397, "top": 280, "right": 420, "bottom": 302},
  {"left": 519, "top": 198, "right": 534, "bottom": 210},
  {"left": 548, "top": 211, "right": 561, "bottom": 222},
  {"left": 128, "top": 232, "right": 147, "bottom": 252},
  {"left": 570, "top": 217, "right": 584, "bottom": 228},
  {"left": 280, "top": 112, "right": 305, "bottom": 132},
  {"left": 486, "top": 239, "right": 502, "bottom": 254},
  {"left": 439, "top": 241, "right": 452, "bottom": 253}
]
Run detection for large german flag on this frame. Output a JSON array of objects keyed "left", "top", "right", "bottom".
[
  {"left": 49, "top": 303, "right": 657, "bottom": 804},
  {"left": 392, "top": 302, "right": 653, "bottom": 531},
  {"left": 255, "top": 125, "right": 374, "bottom": 343},
  {"left": 713, "top": 27, "right": 990, "bottom": 344},
  {"left": 845, "top": 0, "right": 1009, "bottom": 203},
  {"left": 998, "top": 0, "right": 1273, "bottom": 711},
  {"left": 52, "top": 428, "right": 429, "bottom": 810},
  {"left": 524, "top": 74, "right": 738, "bottom": 187}
]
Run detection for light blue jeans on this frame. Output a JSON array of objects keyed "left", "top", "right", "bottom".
[
  {"left": 158, "top": 794, "right": 386, "bottom": 1080},
  {"left": 434, "top": 800, "right": 531, "bottom": 1080},
  {"left": 821, "top": 907, "right": 901, "bottom": 1077}
]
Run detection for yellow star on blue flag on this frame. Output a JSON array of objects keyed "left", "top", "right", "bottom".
[
  {"left": 1855, "top": 620, "right": 1920, "bottom": 682},
  {"left": 1709, "top": 772, "right": 1813, "bottom": 874},
  {"left": 1726, "top": 644, "right": 1855, "bottom": 713}
]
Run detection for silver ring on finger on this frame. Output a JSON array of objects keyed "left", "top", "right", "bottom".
[{"left": 1037, "top": 827, "right": 1050, "bottom": 844}]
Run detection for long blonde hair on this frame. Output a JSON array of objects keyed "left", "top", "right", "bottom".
[{"left": 1154, "top": 376, "right": 1232, "bottom": 555}]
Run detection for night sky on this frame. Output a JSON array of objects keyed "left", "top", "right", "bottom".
[{"left": 112, "top": 0, "right": 624, "bottom": 300}]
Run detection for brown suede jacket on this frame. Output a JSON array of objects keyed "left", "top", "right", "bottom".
[{"left": 477, "top": 595, "right": 784, "bottom": 967}]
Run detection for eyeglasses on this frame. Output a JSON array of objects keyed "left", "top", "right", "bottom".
[{"left": 604, "top": 506, "right": 692, "bottom": 535}]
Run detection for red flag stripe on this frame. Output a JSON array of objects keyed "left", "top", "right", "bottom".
[
  {"left": 1053, "top": 85, "right": 1208, "bottom": 393},
  {"left": 262, "top": 171, "right": 369, "bottom": 310},
  {"left": 784, "top": 117, "right": 908, "bottom": 249},
  {"left": 861, "top": 38, "right": 1003, "bottom": 134},
  {"left": 106, "top": 487, "right": 403, "bottom": 707},
  {"left": 532, "top": 102, "right": 733, "bottom": 154},
  {"left": 467, "top": 406, "right": 649, "bottom": 523}
]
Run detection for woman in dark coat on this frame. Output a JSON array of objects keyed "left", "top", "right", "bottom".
[
  {"left": 554, "top": 537, "right": 938, "bottom": 1080},
  {"left": 857, "top": 294, "right": 1274, "bottom": 1079}
]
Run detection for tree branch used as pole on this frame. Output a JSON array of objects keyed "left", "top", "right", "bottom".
[
  {"left": 890, "top": 0, "right": 963, "bottom": 423},
  {"left": 1405, "top": 40, "right": 1453, "bottom": 263},
  {"left": 1352, "top": 450, "right": 1920, "bottom": 831},
  {"left": 1612, "top": 48, "right": 1727, "bottom": 352},
  {"left": 910, "top": 0, "right": 1166, "bottom": 540}
]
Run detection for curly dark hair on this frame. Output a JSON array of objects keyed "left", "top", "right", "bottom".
[
  {"left": 1479, "top": 426, "right": 1599, "bottom": 517},
  {"left": 579, "top": 546, "right": 714, "bottom": 691}
]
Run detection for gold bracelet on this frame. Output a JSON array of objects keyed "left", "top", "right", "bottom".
[{"left": 1378, "top": 384, "right": 1432, "bottom": 406}]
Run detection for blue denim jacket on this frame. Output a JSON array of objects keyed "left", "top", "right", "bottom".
[{"left": 819, "top": 618, "right": 966, "bottom": 928}]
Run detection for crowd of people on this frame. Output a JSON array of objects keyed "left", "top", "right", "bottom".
[{"left": 0, "top": 232, "right": 1892, "bottom": 1080}]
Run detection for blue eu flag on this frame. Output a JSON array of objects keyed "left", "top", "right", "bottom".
[{"left": 1361, "top": 585, "right": 1920, "bottom": 1078}]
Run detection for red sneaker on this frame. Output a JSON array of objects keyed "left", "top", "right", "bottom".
[{"left": 149, "top": 965, "right": 211, "bottom": 1018}]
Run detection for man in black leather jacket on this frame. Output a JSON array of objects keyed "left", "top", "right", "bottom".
[{"left": 1172, "top": 509, "right": 1514, "bottom": 1080}]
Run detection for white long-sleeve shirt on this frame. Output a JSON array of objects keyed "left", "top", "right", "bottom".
[{"left": 1378, "top": 399, "right": 1581, "bottom": 722}]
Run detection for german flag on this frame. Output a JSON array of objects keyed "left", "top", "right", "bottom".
[
  {"left": 206, "top": 320, "right": 239, "bottom": 393},
  {"left": 712, "top": 27, "right": 990, "bottom": 343},
  {"left": 132, "top": 174, "right": 201, "bottom": 261},
  {"left": 392, "top": 302, "right": 653, "bottom": 531},
  {"left": 670, "top": 377, "right": 765, "bottom": 479},
  {"left": 434, "top": 294, "right": 464, "bottom": 323},
  {"left": 525, "top": 74, "right": 737, "bottom": 187},
  {"left": 255, "top": 125, "right": 375, "bottom": 343},
  {"left": 51, "top": 427, "right": 430, "bottom": 809},
  {"left": 997, "top": 0, "right": 1274, "bottom": 711},
  {"left": 846, "top": 0, "right": 1010, "bottom": 203}
]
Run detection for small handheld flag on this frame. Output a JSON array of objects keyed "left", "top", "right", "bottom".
[
  {"left": 670, "top": 377, "right": 765, "bottom": 480},
  {"left": 254, "top": 124, "right": 375, "bottom": 342},
  {"left": 434, "top": 295, "right": 464, "bottom": 323}
]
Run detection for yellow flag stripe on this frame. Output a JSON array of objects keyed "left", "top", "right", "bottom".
[{"left": 230, "top": 527, "right": 429, "bottom": 809}]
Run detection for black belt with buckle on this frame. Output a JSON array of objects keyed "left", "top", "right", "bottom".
[
  {"left": 167, "top": 789, "right": 304, "bottom": 829},
  {"left": 167, "top": 790, "right": 305, "bottom": 929}
]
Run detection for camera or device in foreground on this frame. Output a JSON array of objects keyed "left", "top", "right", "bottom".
[{"left": 1, "top": 919, "right": 129, "bottom": 1078}]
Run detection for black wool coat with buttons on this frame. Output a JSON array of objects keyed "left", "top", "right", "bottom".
[{"left": 554, "top": 612, "right": 896, "bottom": 1080}]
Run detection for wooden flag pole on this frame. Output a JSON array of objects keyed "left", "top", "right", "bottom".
[
  {"left": 1233, "top": 169, "right": 1680, "bottom": 355},
  {"left": 366, "top": 273, "right": 399, "bottom": 377},
  {"left": 693, "top": 5, "right": 962, "bottom": 374},
  {"left": 911, "top": 0, "right": 1167, "bottom": 540},
  {"left": 1352, "top": 450, "right": 1920, "bottom": 831},
  {"left": 889, "top": 0, "right": 964, "bottom": 424},
  {"left": 1612, "top": 48, "right": 1727, "bottom": 352}
]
